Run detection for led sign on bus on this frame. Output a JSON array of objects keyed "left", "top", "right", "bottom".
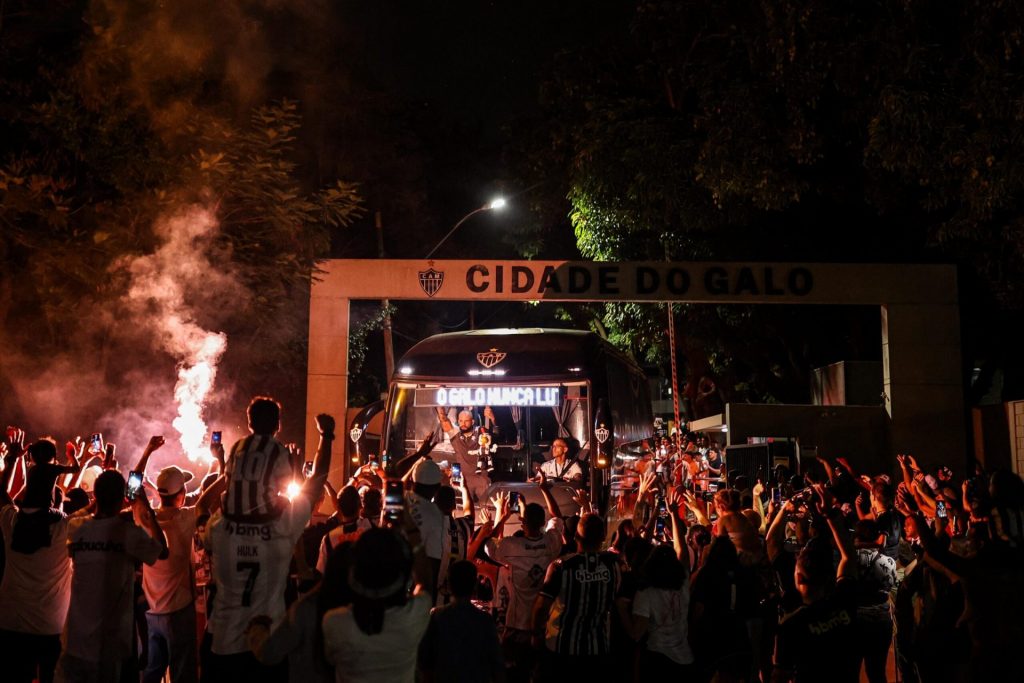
[{"left": 415, "top": 386, "right": 561, "bottom": 408}]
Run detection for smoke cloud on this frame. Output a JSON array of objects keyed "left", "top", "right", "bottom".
[
  {"left": 1, "top": 0, "right": 345, "bottom": 468},
  {"left": 121, "top": 206, "right": 231, "bottom": 462}
]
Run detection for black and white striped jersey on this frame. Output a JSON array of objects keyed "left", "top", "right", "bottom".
[
  {"left": 222, "top": 434, "right": 293, "bottom": 521},
  {"left": 539, "top": 550, "right": 621, "bottom": 656}
]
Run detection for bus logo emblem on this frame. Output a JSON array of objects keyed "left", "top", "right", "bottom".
[
  {"left": 418, "top": 266, "right": 445, "bottom": 297},
  {"left": 349, "top": 426, "right": 363, "bottom": 443},
  {"left": 595, "top": 424, "right": 610, "bottom": 444},
  {"left": 477, "top": 348, "right": 506, "bottom": 369}
]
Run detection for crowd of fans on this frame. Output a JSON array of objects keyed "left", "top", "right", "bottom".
[{"left": 1, "top": 398, "right": 1023, "bottom": 683}]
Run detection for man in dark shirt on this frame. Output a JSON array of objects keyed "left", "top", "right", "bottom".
[
  {"left": 436, "top": 407, "right": 497, "bottom": 508},
  {"left": 532, "top": 513, "right": 621, "bottom": 679},
  {"left": 418, "top": 560, "right": 504, "bottom": 683},
  {"left": 773, "top": 492, "right": 860, "bottom": 683},
  {"left": 869, "top": 482, "right": 901, "bottom": 560}
]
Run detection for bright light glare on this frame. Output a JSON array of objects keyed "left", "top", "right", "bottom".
[
  {"left": 399, "top": 366, "right": 413, "bottom": 375},
  {"left": 285, "top": 481, "right": 301, "bottom": 500},
  {"left": 488, "top": 197, "right": 507, "bottom": 210}
]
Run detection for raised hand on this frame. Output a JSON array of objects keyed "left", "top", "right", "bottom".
[
  {"left": 145, "top": 435, "right": 166, "bottom": 454},
  {"left": 102, "top": 443, "right": 117, "bottom": 470},
  {"left": 492, "top": 491, "right": 510, "bottom": 518},
  {"left": 638, "top": 471, "right": 658, "bottom": 498},
  {"left": 897, "top": 485, "right": 918, "bottom": 513},
  {"left": 753, "top": 479, "right": 765, "bottom": 499},
  {"left": 315, "top": 414, "right": 336, "bottom": 437},
  {"left": 210, "top": 442, "right": 226, "bottom": 466},
  {"left": 811, "top": 483, "right": 835, "bottom": 515},
  {"left": 571, "top": 487, "right": 592, "bottom": 513},
  {"left": 5, "top": 427, "right": 25, "bottom": 455}
]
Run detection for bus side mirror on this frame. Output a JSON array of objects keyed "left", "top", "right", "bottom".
[{"left": 593, "top": 399, "right": 612, "bottom": 470}]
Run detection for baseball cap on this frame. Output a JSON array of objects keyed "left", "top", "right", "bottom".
[
  {"left": 411, "top": 459, "right": 441, "bottom": 486},
  {"left": 157, "top": 465, "right": 194, "bottom": 496}
]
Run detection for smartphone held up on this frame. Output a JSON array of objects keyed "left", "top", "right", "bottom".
[
  {"left": 384, "top": 479, "right": 404, "bottom": 526},
  {"left": 126, "top": 470, "right": 145, "bottom": 501}
]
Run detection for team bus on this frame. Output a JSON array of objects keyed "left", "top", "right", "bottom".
[{"left": 376, "top": 328, "right": 654, "bottom": 521}]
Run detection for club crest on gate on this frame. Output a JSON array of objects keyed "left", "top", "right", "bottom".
[
  {"left": 418, "top": 265, "right": 445, "bottom": 297},
  {"left": 476, "top": 348, "right": 506, "bottom": 369}
]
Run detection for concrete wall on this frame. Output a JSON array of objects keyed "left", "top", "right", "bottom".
[{"left": 725, "top": 403, "right": 892, "bottom": 476}]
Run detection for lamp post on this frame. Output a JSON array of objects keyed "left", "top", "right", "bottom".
[{"left": 424, "top": 197, "right": 507, "bottom": 260}]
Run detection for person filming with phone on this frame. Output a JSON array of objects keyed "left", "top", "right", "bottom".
[
  {"left": 55, "top": 469, "right": 168, "bottom": 683},
  {"left": 128, "top": 435, "right": 225, "bottom": 683}
]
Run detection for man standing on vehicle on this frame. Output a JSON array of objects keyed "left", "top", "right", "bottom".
[{"left": 436, "top": 406, "right": 497, "bottom": 507}]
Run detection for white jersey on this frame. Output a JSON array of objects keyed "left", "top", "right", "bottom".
[
  {"left": 64, "top": 514, "right": 163, "bottom": 662},
  {"left": 223, "top": 434, "right": 294, "bottom": 520},
  {"left": 539, "top": 458, "right": 583, "bottom": 483},
  {"left": 405, "top": 491, "right": 444, "bottom": 560},
  {"left": 485, "top": 517, "right": 564, "bottom": 630},
  {"left": 204, "top": 494, "right": 313, "bottom": 655},
  {"left": 0, "top": 504, "right": 72, "bottom": 635}
]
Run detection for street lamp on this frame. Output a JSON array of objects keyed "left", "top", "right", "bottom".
[{"left": 425, "top": 197, "right": 507, "bottom": 259}]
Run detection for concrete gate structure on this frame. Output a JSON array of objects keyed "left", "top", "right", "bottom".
[{"left": 306, "top": 260, "right": 963, "bottom": 473}]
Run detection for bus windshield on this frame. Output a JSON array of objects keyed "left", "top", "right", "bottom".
[{"left": 384, "top": 382, "right": 589, "bottom": 481}]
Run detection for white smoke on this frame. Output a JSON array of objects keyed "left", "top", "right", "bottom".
[{"left": 123, "top": 205, "right": 228, "bottom": 462}]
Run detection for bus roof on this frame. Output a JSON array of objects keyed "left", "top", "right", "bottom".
[{"left": 393, "top": 328, "right": 641, "bottom": 383}]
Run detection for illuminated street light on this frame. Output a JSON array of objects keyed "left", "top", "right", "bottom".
[{"left": 425, "top": 197, "right": 507, "bottom": 259}]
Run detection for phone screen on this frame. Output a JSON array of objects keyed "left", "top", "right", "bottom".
[
  {"left": 211, "top": 431, "right": 222, "bottom": 445},
  {"left": 302, "top": 460, "right": 313, "bottom": 477},
  {"left": 936, "top": 500, "right": 947, "bottom": 518},
  {"left": 451, "top": 463, "right": 462, "bottom": 484},
  {"left": 90, "top": 433, "right": 103, "bottom": 452},
  {"left": 772, "top": 488, "right": 782, "bottom": 505},
  {"left": 655, "top": 515, "right": 666, "bottom": 537},
  {"left": 126, "top": 471, "right": 144, "bottom": 501},
  {"left": 384, "top": 479, "right": 403, "bottom": 523}
]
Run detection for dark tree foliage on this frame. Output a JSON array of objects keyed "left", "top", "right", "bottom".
[
  {"left": 511, "top": 0, "right": 1024, "bottom": 411},
  {"left": 0, "top": 1, "right": 364, "bottom": 435}
]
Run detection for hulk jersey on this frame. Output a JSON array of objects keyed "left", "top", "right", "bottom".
[{"left": 203, "top": 494, "right": 312, "bottom": 655}]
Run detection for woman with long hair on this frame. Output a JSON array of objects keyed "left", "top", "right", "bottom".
[
  {"left": 622, "top": 504, "right": 695, "bottom": 678},
  {"left": 322, "top": 521, "right": 432, "bottom": 682}
]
